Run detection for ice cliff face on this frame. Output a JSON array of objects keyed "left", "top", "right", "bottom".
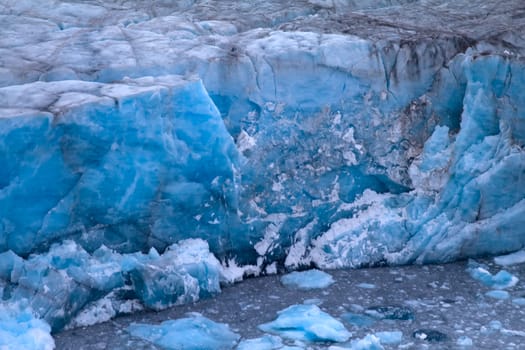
[{"left": 0, "top": 0, "right": 524, "bottom": 333}]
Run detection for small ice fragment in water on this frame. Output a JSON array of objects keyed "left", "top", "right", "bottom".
[
  {"left": 512, "top": 297, "right": 525, "bottom": 306},
  {"left": 375, "top": 331, "right": 403, "bottom": 344},
  {"left": 456, "top": 336, "right": 473, "bottom": 346},
  {"left": 280, "top": 269, "right": 334, "bottom": 290},
  {"left": 485, "top": 290, "right": 510, "bottom": 300},
  {"left": 356, "top": 283, "right": 376, "bottom": 289},
  {"left": 466, "top": 261, "right": 518, "bottom": 289}
]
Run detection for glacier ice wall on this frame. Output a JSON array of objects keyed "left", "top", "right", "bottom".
[{"left": 1, "top": 0, "right": 525, "bottom": 333}]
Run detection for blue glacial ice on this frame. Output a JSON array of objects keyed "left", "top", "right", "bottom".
[
  {"left": 1, "top": 0, "right": 525, "bottom": 347},
  {"left": 280, "top": 269, "right": 334, "bottom": 290},
  {"left": 466, "top": 260, "right": 519, "bottom": 289},
  {"left": 0, "top": 303, "right": 55, "bottom": 350},
  {"left": 494, "top": 249, "right": 525, "bottom": 266},
  {"left": 236, "top": 335, "right": 284, "bottom": 350},
  {"left": 329, "top": 334, "right": 384, "bottom": 350},
  {"left": 259, "top": 304, "right": 351, "bottom": 343},
  {"left": 0, "top": 238, "right": 226, "bottom": 331},
  {"left": 374, "top": 331, "right": 403, "bottom": 345},
  {"left": 485, "top": 290, "right": 510, "bottom": 300},
  {"left": 127, "top": 314, "right": 240, "bottom": 350}
]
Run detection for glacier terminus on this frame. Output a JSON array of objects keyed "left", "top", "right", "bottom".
[{"left": 0, "top": 0, "right": 524, "bottom": 349}]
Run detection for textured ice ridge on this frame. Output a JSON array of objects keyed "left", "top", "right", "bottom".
[{"left": 1, "top": 0, "right": 525, "bottom": 342}]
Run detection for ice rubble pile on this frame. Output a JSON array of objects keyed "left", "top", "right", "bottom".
[
  {"left": 0, "top": 238, "right": 223, "bottom": 332},
  {"left": 1, "top": 0, "right": 525, "bottom": 345}
]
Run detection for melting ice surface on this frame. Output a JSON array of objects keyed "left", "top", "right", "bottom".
[{"left": 1, "top": 0, "right": 525, "bottom": 348}]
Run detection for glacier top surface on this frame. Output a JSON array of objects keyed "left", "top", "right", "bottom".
[{"left": 0, "top": 0, "right": 524, "bottom": 89}]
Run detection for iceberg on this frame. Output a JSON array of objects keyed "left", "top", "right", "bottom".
[{"left": 1, "top": 0, "right": 525, "bottom": 347}]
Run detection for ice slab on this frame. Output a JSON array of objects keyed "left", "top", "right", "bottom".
[
  {"left": 259, "top": 304, "right": 351, "bottom": 343},
  {"left": 280, "top": 269, "right": 334, "bottom": 290},
  {"left": 494, "top": 250, "right": 525, "bottom": 266},
  {"left": 128, "top": 314, "right": 240, "bottom": 350}
]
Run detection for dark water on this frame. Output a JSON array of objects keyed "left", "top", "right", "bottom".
[{"left": 54, "top": 260, "right": 525, "bottom": 349}]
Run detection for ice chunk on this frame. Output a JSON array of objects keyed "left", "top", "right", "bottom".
[
  {"left": 340, "top": 313, "right": 376, "bottom": 328},
  {"left": 280, "top": 269, "right": 334, "bottom": 290},
  {"left": 494, "top": 249, "right": 525, "bottom": 266},
  {"left": 259, "top": 304, "right": 351, "bottom": 343},
  {"left": 356, "top": 283, "right": 376, "bottom": 289},
  {"left": 124, "top": 239, "right": 223, "bottom": 310},
  {"left": 0, "top": 304, "right": 55, "bottom": 350},
  {"left": 128, "top": 314, "right": 240, "bottom": 350},
  {"left": 375, "top": 331, "right": 403, "bottom": 345},
  {"left": 236, "top": 335, "right": 284, "bottom": 350},
  {"left": 485, "top": 290, "right": 510, "bottom": 300},
  {"left": 0, "top": 239, "right": 225, "bottom": 331},
  {"left": 467, "top": 261, "right": 518, "bottom": 289},
  {"left": 512, "top": 298, "right": 525, "bottom": 306},
  {"left": 329, "top": 334, "right": 384, "bottom": 350},
  {"left": 456, "top": 336, "right": 473, "bottom": 346}
]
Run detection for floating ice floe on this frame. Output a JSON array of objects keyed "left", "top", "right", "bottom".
[
  {"left": 329, "top": 334, "right": 384, "bottom": 350},
  {"left": 0, "top": 303, "right": 55, "bottom": 350},
  {"left": 280, "top": 269, "right": 335, "bottom": 290},
  {"left": 128, "top": 314, "right": 240, "bottom": 350},
  {"left": 494, "top": 249, "right": 525, "bottom": 266},
  {"left": 485, "top": 290, "right": 510, "bottom": 300},
  {"left": 466, "top": 261, "right": 519, "bottom": 289},
  {"left": 259, "top": 304, "right": 351, "bottom": 343}
]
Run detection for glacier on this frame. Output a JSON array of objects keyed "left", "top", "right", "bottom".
[{"left": 0, "top": 0, "right": 525, "bottom": 347}]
